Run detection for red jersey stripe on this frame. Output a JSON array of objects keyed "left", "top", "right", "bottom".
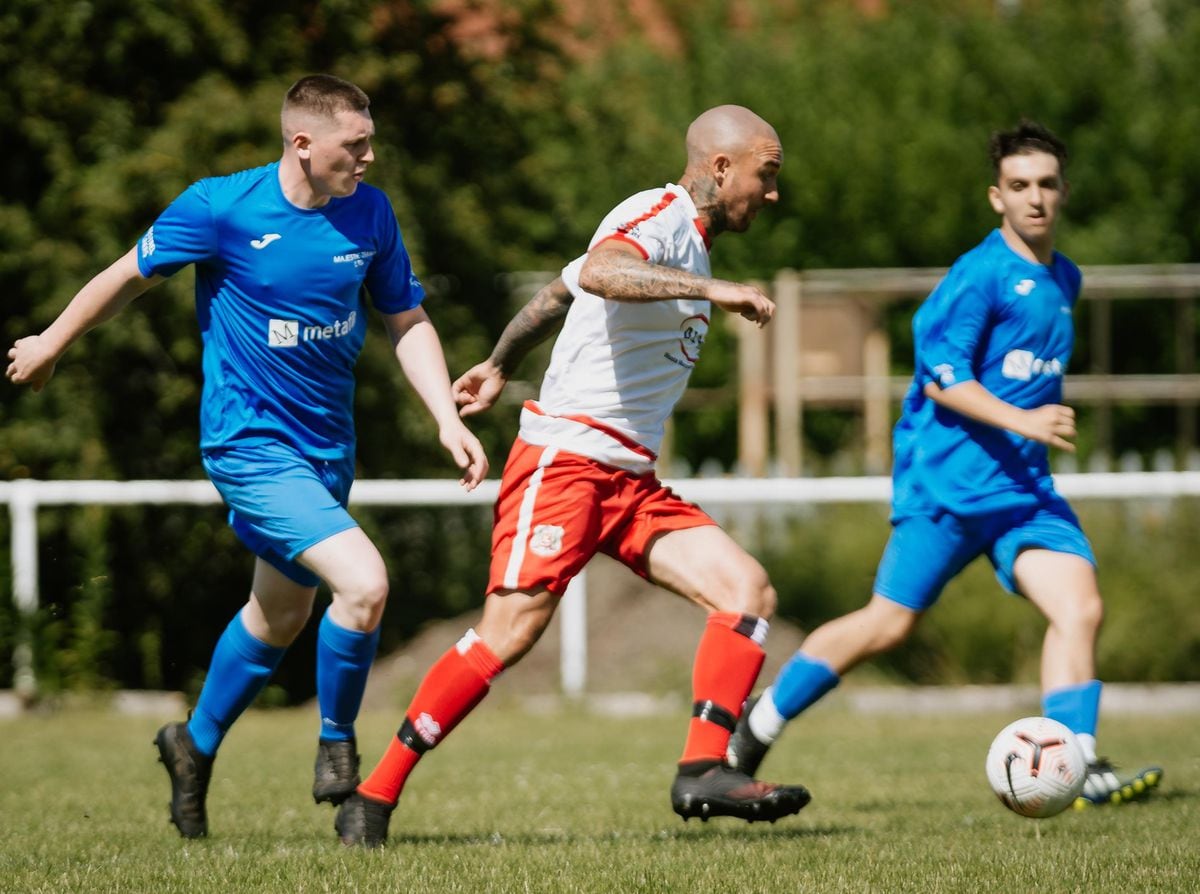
[
  {"left": 615, "top": 191, "right": 678, "bottom": 235},
  {"left": 523, "top": 400, "right": 658, "bottom": 462},
  {"left": 597, "top": 232, "right": 650, "bottom": 259}
]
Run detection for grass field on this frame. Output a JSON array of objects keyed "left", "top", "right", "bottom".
[{"left": 1, "top": 698, "right": 1195, "bottom": 893}]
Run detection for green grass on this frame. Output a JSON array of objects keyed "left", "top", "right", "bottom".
[{"left": 1, "top": 700, "right": 1196, "bottom": 893}]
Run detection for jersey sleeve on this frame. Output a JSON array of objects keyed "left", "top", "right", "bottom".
[
  {"left": 594, "top": 193, "right": 678, "bottom": 265},
  {"left": 363, "top": 201, "right": 425, "bottom": 314},
  {"left": 136, "top": 181, "right": 219, "bottom": 278},
  {"left": 915, "top": 273, "right": 994, "bottom": 390}
]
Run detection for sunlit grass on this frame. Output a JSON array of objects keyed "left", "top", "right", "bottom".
[{"left": 1, "top": 700, "right": 1195, "bottom": 893}]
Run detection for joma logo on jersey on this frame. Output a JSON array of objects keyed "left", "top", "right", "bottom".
[
  {"left": 1002, "top": 349, "right": 1064, "bottom": 381},
  {"left": 267, "top": 310, "right": 358, "bottom": 348}
]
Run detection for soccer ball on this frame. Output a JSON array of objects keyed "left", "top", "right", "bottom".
[{"left": 985, "top": 716, "right": 1087, "bottom": 817}]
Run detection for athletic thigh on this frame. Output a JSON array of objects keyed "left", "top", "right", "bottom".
[
  {"left": 988, "top": 498, "right": 1096, "bottom": 594},
  {"left": 643, "top": 523, "right": 771, "bottom": 615}
]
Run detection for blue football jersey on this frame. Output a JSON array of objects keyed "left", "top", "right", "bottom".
[
  {"left": 892, "top": 229, "right": 1082, "bottom": 519},
  {"left": 136, "top": 162, "right": 424, "bottom": 459}
]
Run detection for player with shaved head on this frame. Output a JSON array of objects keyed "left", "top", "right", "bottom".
[
  {"left": 7, "top": 74, "right": 488, "bottom": 839},
  {"left": 335, "top": 106, "right": 810, "bottom": 847}
]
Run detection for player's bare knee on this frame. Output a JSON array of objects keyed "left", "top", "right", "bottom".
[
  {"left": 863, "top": 599, "right": 919, "bottom": 652},
  {"left": 1057, "top": 589, "right": 1104, "bottom": 638},
  {"left": 265, "top": 603, "right": 313, "bottom": 642},
  {"left": 334, "top": 576, "right": 389, "bottom": 630},
  {"left": 718, "top": 569, "right": 775, "bottom": 619},
  {"left": 478, "top": 590, "right": 554, "bottom": 665}
]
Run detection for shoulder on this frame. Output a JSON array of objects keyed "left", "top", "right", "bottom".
[
  {"left": 331, "top": 182, "right": 398, "bottom": 226},
  {"left": 935, "top": 237, "right": 999, "bottom": 300},
  {"left": 348, "top": 181, "right": 392, "bottom": 208},
  {"left": 1053, "top": 252, "right": 1083, "bottom": 292},
  {"left": 200, "top": 162, "right": 276, "bottom": 196},
  {"left": 190, "top": 163, "right": 277, "bottom": 216}
]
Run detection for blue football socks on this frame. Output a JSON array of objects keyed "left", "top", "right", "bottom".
[
  {"left": 1043, "top": 679, "right": 1102, "bottom": 760},
  {"left": 188, "top": 610, "right": 287, "bottom": 757},
  {"left": 771, "top": 651, "right": 841, "bottom": 720},
  {"left": 315, "top": 610, "right": 380, "bottom": 742}
]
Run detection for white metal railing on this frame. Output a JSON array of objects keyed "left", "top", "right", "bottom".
[{"left": 5, "top": 472, "right": 1200, "bottom": 698}]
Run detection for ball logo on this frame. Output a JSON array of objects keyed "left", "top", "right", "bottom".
[
  {"left": 529, "top": 524, "right": 565, "bottom": 557},
  {"left": 678, "top": 314, "right": 709, "bottom": 364}
]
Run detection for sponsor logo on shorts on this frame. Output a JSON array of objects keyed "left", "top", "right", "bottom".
[{"left": 529, "top": 524, "right": 565, "bottom": 557}]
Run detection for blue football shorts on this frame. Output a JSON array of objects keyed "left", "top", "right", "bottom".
[
  {"left": 202, "top": 441, "right": 358, "bottom": 587},
  {"left": 872, "top": 497, "right": 1096, "bottom": 611}
]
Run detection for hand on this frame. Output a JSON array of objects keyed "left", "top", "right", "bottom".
[
  {"left": 1020, "top": 403, "right": 1076, "bottom": 452},
  {"left": 707, "top": 281, "right": 775, "bottom": 327},
  {"left": 440, "top": 419, "right": 489, "bottom": 490},
  {"left": 6, "top": 336, "right": 59, "bottom": 392},
  {"left": 452, "top": 360, "right": 508, "bottom": 418}
]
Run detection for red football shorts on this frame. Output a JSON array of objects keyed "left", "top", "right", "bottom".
[{"left": 487, "top": 438, "right": 717, "bottom": 596}]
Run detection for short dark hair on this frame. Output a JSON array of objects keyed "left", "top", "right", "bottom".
[
  {"left": 989, "top": 120, "right": 1068, "bottom": 179},
  {"left": 283, "top": 74, "right": 370, "bottom": 119}
]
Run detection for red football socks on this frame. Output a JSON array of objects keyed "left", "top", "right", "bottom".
[
  {"left": 679, "top": 611, "right": 768, "bottom": 767},
  {"left": 358, "top": 630, "right": 504, "bottom": 805}
]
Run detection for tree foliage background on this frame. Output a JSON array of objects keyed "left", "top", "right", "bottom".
[{"left": 2, "top": 0, "right": 1198, "bottom": 696}]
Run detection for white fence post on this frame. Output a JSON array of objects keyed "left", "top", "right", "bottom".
[
  {"left": 10, "top": 479, "right": 40, "bottom": 700},
  {"left": 560, "top": 569, "right": 588, "bottom": 698}
]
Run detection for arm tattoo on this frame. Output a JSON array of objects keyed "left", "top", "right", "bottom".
[
  {"left": 490, "top": 276, "right": 574, "bottom": 376},
  {"left": 580, "top": 250, "right": 712, "bottom": 303}
]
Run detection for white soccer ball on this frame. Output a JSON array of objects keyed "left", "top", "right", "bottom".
[{"left": 985, "top": 716, "right": 1088, "bottom": 818}]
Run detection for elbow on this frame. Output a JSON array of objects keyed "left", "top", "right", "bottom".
[{"left": 577, "top": 262, "right": 602, "bottom": 297}]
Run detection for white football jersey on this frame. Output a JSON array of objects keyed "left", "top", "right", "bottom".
[{"left": 518, "top": 184, "right": 712, "bottom": 473}]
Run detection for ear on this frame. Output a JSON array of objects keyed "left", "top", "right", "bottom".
[
  {"left": 712, "top": 153, "right": 732, "bottom": 187},
  {"left": 290, "top": 131, "right": 313, "bottom": 160},
  {"left": 987, "top": 184, "right": 1004, "bottom": 215}
]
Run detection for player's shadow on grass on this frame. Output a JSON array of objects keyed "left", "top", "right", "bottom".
[{"left": 386, "top": 823, "right": 852, "bottom": 847}]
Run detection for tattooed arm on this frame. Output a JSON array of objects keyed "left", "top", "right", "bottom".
[
  {"left": 578, "top": 240, "right": 774, "bottom": 326},
  {"left": 452, "top": 275, "right": 574, "bottom": 417}
]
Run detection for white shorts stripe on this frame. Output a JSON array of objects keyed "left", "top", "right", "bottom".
[{"left": 503, "top": 446, "right": 559, "bottom": 589}]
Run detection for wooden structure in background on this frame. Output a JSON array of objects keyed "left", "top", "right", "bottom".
[{"left": 735, "top": 265, "right": 1200, "bottom": 476}]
